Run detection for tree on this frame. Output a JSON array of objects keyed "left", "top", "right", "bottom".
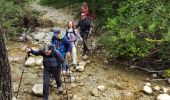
[{"left": 0, "top": 26, "right": 12, "bottom": 100}]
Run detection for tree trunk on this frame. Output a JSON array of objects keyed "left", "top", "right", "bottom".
[{"left": 0, "top": 27, "right": 12, "bottom": 100}]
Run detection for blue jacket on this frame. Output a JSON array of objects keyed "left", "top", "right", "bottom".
[
  {"left": 51, "top": 34, "right": 72, "bottom": 58},
  {"left": 29, "top": 45, "right": 67, "bottom": 70}
]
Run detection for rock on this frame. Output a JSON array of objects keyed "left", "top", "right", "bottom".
[
  {"left": 70, "top": 83, "right": 77, "bottom": 89},
  {"left": 90, "top": 89, "right": 99, "bottom": 96},
  {"left": 76, "top": 61, "right": 86, "bottom": 72},
  {"left": 86, "top": 60, "right": 91, "bottom": 64},
  {"left": 72, "top": 95, "right": 78, "bottom": 100},
  {"left": 9, "top": 56, "right": 20, "bottom": 63},
  {"left": 152, "top": 73, "right": 157, "bottom": 78},
  {"left": 21, "top": 45, "right": 28, "bottom": 52},
  {"left": 32, "top": 84, "right": 43, "bottom": 96},
  {"left": 35, "top": 57, "right": 43, "bottom": 66},
  {"left": 82, "top": 55, "right": 88, "bottom": 60},
  {"left": 145, "top": 83, "right": 151, "bottom": 86},
  {"left": 153, "top": 86, "right": 161, "bottom": 91},
  {"left": 104, "top": 60, "right": 108, "bottom": 64},
  {"left": 97, "top": 85, "right": 105, "bottom": 92},
  {"left": 34, "top": 32, "right": 46, "bottom": 41},
  {"left": 12, "top": 97, "right": 17, "bottom": 100},
  {"left": 71, "top": 76, "right": 76, "bottom": 82},
  {"left": 25, "top": 57, "right": 36, "bottom": 67},
  {"left": 143, "top": 85, "right": 153, "bottom": 94},
  {"left": 157, "top": 94, "right": 170, "bottom": 100},
  {"left": 162, "top": 87, "right": 169, "bottom": 93},
  {"left": 168, "top": 79, "right": 170, "bottom": 84},
  {"left": 40, "top": 65, "right": 44, "bottom": 70}
]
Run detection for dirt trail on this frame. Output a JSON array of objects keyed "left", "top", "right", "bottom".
[{"left": 8, "top": 1, "right": 169, "bottom": 100}]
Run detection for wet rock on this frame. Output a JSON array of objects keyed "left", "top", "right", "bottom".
[
  {"left": 34, "top": 32, "right": 46, "bottom": 41},
  {"left": 76, "top": 61, "right": 86, "bottom": 72},
  {"left": 35, "top": 57, "right": 43, "bottom": 66},
  {"left": 32, "top": 84, "right": 43, "bottom": 96},
  {"left": 97, "top": 85, "right": 105, "bottom": 92},
  {"left": 157, "top": 94, "right": 170, "bottom": 100},
  {"left": 143, "top": 85, "right": 153, "bottom": 94},
  {"left": 153, "top": 86, "right": 161, "bottom": 91},
  {"left": 25, "top": 57, "right": 36, "bottom": 67},
  {"left": 90, "top": 88, "right": 99, "bottom": 96}
]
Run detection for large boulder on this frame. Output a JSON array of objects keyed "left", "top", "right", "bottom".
[
  {"left": 25, "top": 57, "right": 36, "bottom": 67},
  {"left": 157, "top": 94, "right": 170, "bottom": 100},
  {"left": 32, "top": 84, "right": 43, "bottom": 96}
]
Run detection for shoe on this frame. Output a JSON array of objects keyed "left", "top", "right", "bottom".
[{"left": 58, "top": 87, "right": 63, "bottom": 93}]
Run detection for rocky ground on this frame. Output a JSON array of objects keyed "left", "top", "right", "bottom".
[{"left": 9, "top": 1, "right": 170, "bottom": 100}]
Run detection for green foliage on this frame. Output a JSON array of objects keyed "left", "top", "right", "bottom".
[
  {"left": 163, "top": 69, "right": 170, "bottom": 77},
  {"left": 0, "top": 0, "right": 34, "bottom": 38},
  {"left": 102, "top": 0, "right": 170, "bottom": 59}
]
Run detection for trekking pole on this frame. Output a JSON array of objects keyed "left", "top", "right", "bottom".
[{"left": 16, "top": 52, "right": 30, "bottom": 98}]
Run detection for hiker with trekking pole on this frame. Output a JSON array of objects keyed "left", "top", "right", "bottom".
[
  {"left": 26, "top": 43, "right": 67, "bottom": 100},
  {"left": 65, "top": 21, "right": 83, "bottom": 68}
]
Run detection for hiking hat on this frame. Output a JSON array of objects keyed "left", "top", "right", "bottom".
[{"left": 52, "top": 27, "right": 61, "bottom": 35}]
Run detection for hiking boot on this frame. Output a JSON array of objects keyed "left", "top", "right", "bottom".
[{"left": 58, "top": 87, "right": 63, "bottom": 93}]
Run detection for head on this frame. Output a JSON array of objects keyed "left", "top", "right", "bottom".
[
  {"left": 81, "top": 13, "right": 86, "bottom": 20},
  {"left": 52, "top": 27, "right": 62, "bottom": 39},
  {"left": 83, "top": 2, "right": 87, "bottom": 6},
  {"left": 67, "top": 21, "right": 75, "bottom": 29},
  {"left": 44, "top": 43, "right": 52, "bottom": 56}
]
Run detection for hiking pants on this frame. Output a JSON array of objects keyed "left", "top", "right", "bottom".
[
  {"left": 71, "top": 43, "right": 77, "bottom": 65},
  {"left": 43, "top": 67, "right": 61, "bottom": 100},
  {"left": 80, "top": 32, "right": 89, "bottom": 55}
]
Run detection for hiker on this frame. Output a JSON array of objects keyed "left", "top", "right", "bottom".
[
  {"left": 76, "top": 13, "right": 92, "bottom": 56},
  {"left": 81, "top": 2, "right": 90, "bottom": 16},
  {"left": 65, "top": 21, "right": 83, "bottom": 67},
  {"left": 26, "top": 44, "right": 66, "bottom": 100},
  {"left": 51, "top": 28, "right": 72, "bottom": 66},
  {"left": 81, "top": 2, "right": 95, "bottom": 24}
]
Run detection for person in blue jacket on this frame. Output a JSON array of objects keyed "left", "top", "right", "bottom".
[
  {"left": 51, "top": 28, "right": 72, "bottom": 63},
  {"left": 26, "top": 44, "right": 66, "bottom": 100}
]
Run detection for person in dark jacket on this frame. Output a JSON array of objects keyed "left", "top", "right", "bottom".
[
  {"left": 76, "top": 13, "right": 92, "bottom": 56},
  {"left": 26, "top": 44, "right": 66, "bottom": 100}
]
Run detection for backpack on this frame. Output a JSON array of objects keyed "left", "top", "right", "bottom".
[{"left": 66, "top": 28, "right": 76, "bottom": 37}]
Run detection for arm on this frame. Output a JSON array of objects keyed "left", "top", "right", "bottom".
[
  {"left": 29, "top": 48, "right": 44, "bottom": 56},
  {"left": 76, "top": 20, "right": 80, "bottom": 29},
  {"left": 51, "top": 35, "right": 56, "bottom": 45},
  {"left": 75, "top": 29, "right": 83, "bottom": 41},
  {"left": 55, "top": 50, "right": 67, "bottom": 70},
  {"left": 64, "top": 37, "right": 72, "bottom": 53}
]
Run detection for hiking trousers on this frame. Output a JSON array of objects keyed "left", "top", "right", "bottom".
[
  {"left": 43, "top": 66, "right": 61, "bottom": 100},
  {"left": 71, "top": 43, "right": 77, "bottom": 65},
  {"left": 80, "top": 32, "right": 89, "bottom": 55}
]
